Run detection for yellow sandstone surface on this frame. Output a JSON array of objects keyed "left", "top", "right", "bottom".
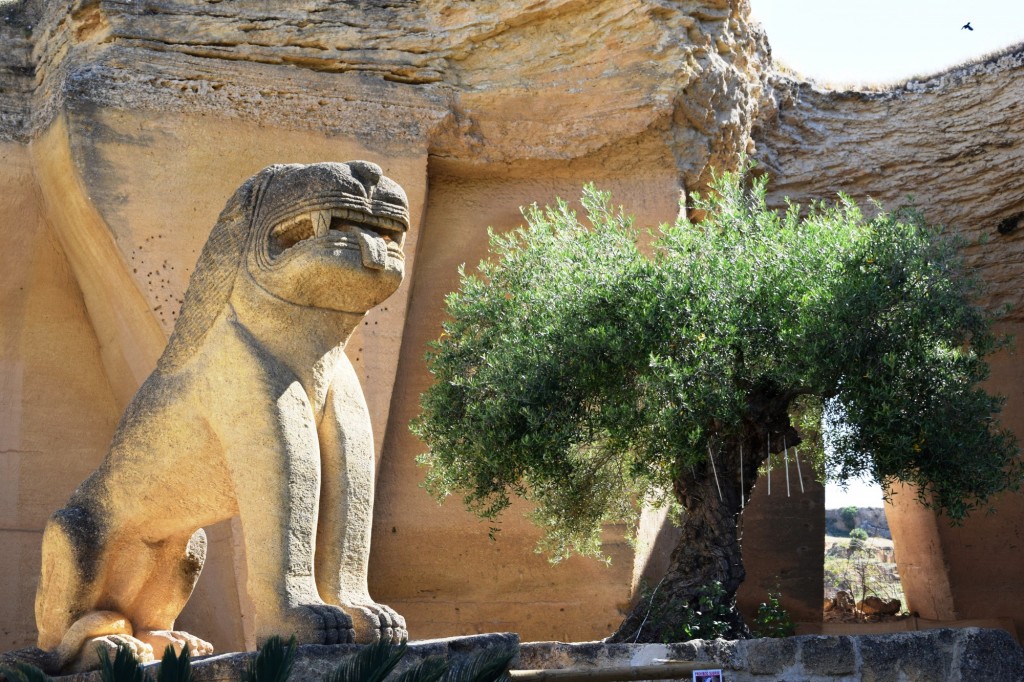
[
  {"left": 1, "top": 0, "right": 772, "bottom": 652},
  {"left": 2, "top": 0, "right": 1023, "bottom": 653}
]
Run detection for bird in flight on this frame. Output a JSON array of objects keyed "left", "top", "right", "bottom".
[{"left": 962, "top": 22, "right": 973, "bottom": 31}]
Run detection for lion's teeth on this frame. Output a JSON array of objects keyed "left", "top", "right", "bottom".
[{"left": 311, "top": 210, "right": 331, "bottom": 237}]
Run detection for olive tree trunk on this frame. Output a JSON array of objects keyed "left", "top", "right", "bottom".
[{"left": 609, "top": 395, "right": 799, "bottom": 643}]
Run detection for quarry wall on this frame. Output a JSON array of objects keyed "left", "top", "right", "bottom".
[
  {"left": 752, "top": 50, "right": 1024, "bottom": 639},
  {"left": 1, "top": 0, "right": 1021, "bottom": 652},
  {"left": 1, "top": 0, "right": 789, "bottom": 651}
]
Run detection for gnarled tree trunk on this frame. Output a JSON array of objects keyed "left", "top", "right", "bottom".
[{"left": 609, "top": 390, "right": 799, "bottom": 643}]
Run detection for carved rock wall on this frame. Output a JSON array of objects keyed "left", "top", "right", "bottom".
[
  {"left": 0, "top": 140, "right": 122, "bottom": 652},
  {"left": 753, "top": 46, "right": 1024, "bottom": 640},
  {"left": 754, "top": 49, "right": 1024, "bottom": 319},
  {"left": 2, "top": 0, "right": 794, "bottom": 652}
]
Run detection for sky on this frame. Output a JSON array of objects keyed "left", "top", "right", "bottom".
[
  {"left": 750, "top": 1, "right": 1024, "bottom": 507},
  {"left": 750, "top": 0, "right": 1024, "bottom": 85}
]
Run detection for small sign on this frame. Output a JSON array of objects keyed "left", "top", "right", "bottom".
[{"left": 692, "top": 670, "right": 723, "bottom": 682}]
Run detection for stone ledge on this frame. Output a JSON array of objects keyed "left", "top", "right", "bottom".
[
  {"left": 520, "top": 628, "right": 1024, "bottom": 682},
  {"left": 1, "top": 633, "right": 520, "bottom": 681},
  {"left": 4, "top": 629, "right": 1021, "bottom": 681}
]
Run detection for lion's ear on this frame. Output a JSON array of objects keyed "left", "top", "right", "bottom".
[{"left": 157, "top": 167, "right": 278, "bottom": 373}]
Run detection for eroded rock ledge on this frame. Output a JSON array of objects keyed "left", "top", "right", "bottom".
[
  {"left": 2, "top": 0, "right": 767, "bottom": 185},
  {"left": 754, "top": 44, "right": 1024, "bottom": 319}
]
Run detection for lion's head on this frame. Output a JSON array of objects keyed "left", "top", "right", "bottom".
[
  {"left": 248, "top": 161, "right": 408, "bottom": 311},
  {"left": 158, "top": 161, "right": 409, "bottom": 372}
]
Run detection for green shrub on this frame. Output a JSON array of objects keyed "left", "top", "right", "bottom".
[
  {"left": 752, "top": 594, "right": 796, "bottom": 638},
  {"left": 635, "top": 581, "right": 734, "bottom": 643},
  {"left": 848, "top": 527, "right": 869, "bottom": 555},
  {"left": 840, "top": 506, "right": 859, "bottom": 529}
]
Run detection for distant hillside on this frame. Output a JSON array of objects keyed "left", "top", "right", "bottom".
[{"left": 824, "top": 507, "right": 891, "bottom": 539}]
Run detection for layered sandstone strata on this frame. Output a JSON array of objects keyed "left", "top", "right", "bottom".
[
  {"left": 1, "top": 0, "right": 778, "bottom": 652},
  {"left": 3, "top": 0, "right": 1022, "bottom": 653}
]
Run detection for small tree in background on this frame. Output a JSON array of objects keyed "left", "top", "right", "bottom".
[
  {"left": 839, "top": 505, "right": 859, "bottom": 530},
  {"left": 411, "top": 167, "right": 1019, "bottom": 642},
  {"left": 848, "top": 527, "right": 869, "bottom": 555}
]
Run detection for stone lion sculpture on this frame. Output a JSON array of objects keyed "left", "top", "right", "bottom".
[{"left": 34, "top": 161, "right": 408, "bottom": 672}]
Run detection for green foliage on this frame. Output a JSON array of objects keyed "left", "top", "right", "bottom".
[
  {"left": 839, "top": 506, "right": 859, "bottom": 529},
  {"left": 322, "top": 640, "right": 407, "bottom": 682},
  {"left": 0, "top": 661, "right": 55, "bottom": 682},
  {"left": 391, "top": 656, "right": 449, "bottom": 682},
  {"left": 438, "top": 647, "right": 515, "bottom": 682},
  {"left": 848, "top": 528, "right": 869, "bottom": 555},
  {"left": 156, "top": 646, "right": 193, "bottom": 682},
  {"left": 752, "top": 593, "right": 796, "bottom": 638},
  {"left": 98, "top": 644, "right": 149, "bottom": 682},
  {"left": 635, "top": 581, "right": 734, "bottom": 642},
  {"left": 677, "top": 582, "right": 734, "bottom": 641},
  {"left": 412, "top": 165, "right": 1019, "bottom": 561},
  {"left": 243, "top": 636, "right": 297, "bottom": 682}
]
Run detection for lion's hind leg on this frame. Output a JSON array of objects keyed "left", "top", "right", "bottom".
[
  {"left": 36, "top": 504, "right": 213, "bottom": 670},
  {"left": 130, "top": 529, "right": 214, "bottom": 657},
  {"left": 35, "top": 506, "right": 152, "bottom": 671},
  {"left": 36, "top": 504, "right": 109, "bottom": 653}
]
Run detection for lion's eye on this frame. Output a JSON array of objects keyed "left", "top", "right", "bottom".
[{"left": 270, "top": 216, "right": 315, "bottom": 257}]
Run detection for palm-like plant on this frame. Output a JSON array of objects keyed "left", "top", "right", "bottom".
[
  {"left": 322, "top": 640, "right": 407, "bottom": 682},
  {"left": 439, "top": 647, "right": 516, "bottom": 682},
  {"left": 0, "top": 661, "right": 56, "bottom": 682},
  {"left": 97, "top": 644, "right": 149, "bottom": 682},
  {"left": 244, "top": 636, "right": 297, "bottom": 682},
  {"left": 156, "top": 645, "right": 194, "bottom": 682}
]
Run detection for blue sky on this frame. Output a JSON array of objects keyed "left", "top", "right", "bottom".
[
  {"left": 751, "top": 0, "right": 1024, "bottom": 85},
  {"left": 751, "top": 1, "right": 1024, "bottom": 507}
]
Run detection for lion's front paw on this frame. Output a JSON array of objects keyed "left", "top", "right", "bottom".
[
  {"left": 67, "top": 634, "right": 155, "bottom": 673},
  {"left": 341, "top": 602, "right": 407, "bottom": 644},
  {"left": 281, "top": 604, "right": 354, "bottom": 645},
  {"left": 135, "top": 630, "right": 214, "bottom": 657}
]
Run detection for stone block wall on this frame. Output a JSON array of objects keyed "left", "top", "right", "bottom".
[{"left": 520, "top": 629, "right": 1024, "bottom": 681}]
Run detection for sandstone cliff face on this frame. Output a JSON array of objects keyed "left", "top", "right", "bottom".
[
  {"left": 7, "top": 0, "right": 768, "bottom": 185},
  {"left": 754, "top": 46, "right": 1024, "bottom": 320},
  {"left": 0, "top": 2, "right": 34, "bottom": 139},
  {"left": 1, "top": 0, "right": 787, "bottom": 652},
  {"left": 754, "top": 44, "right": 1024, "bottom": 641}
]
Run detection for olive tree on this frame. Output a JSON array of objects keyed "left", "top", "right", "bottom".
[{"left": 410, "top": 169, "right": 1019, "bottom": 642}]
